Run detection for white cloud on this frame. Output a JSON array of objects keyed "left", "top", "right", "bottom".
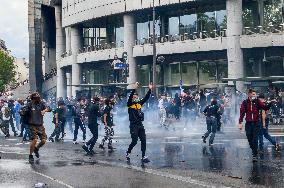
[{"left": 0, "top": 0, "right": 28, "bottom": 61}]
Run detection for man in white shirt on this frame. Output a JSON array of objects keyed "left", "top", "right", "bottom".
[
  {"left": 111, "top": 55, "right": 123, "bottom": 83},
  {"left": 1, "top": 102, "right": 11, "bottom": 138}
]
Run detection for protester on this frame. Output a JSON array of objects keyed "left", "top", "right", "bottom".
[{"left": 126, "top": 82, "right": 152, "bottom": 163}]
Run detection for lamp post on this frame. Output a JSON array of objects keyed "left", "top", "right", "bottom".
[{"left": 152, "top": 0, "right": 157, "bottom": 95}]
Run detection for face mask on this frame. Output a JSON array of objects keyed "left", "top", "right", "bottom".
[
  {"left": 251, "top": 96, "right": 256, "bottom": 100},
  {"left": 133, "top": 98, "right": 140, "bottom": 103}
]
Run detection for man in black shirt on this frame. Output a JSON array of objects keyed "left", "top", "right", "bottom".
[
  {"left": 27, "top": 92, "right": 50, "bottom": 163},
  {"left": 126, "top": 83, "right": 152, "bottom": 163},
  {"left": 99, "top": 98, "right": 115, "bottom": 150},
  {"left": 82, "top": 97, "right": 101, "bottom": 155},
  {"left": 49, "top": 101, "right": 66, "bottom": 142},
  {"left": 202, "top": 98, "right": 220, "bottom": 146}
]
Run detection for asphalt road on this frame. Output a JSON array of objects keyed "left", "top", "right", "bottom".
[{"left": 0, "top": 114, "right": 284, "bottom": 188}]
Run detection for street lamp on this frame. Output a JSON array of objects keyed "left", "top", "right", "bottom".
[{"left": 152, "top": 0, "right": 157, "bottom": 95}]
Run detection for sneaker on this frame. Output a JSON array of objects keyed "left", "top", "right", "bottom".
[
  {"left": 82, "top": 140, "right": 86, "bottom": 144},
  {"left": 14, "top": 133, "right": 18, "bottom": 137},
  {"left": 73, "top": 141, "right": 79, "bottom": 145},
  {"left": 82, "top": 145, "right": 90, "bottom": 153},
  {"left": 209, "top": 143, "right": 214, "bottom": 147},
  {"left": 5, "top": 134, "right": 10, "bottom": 139},
  {"left": 126, "top": 152, "right": 130, "bottom": 161},
  {"left": 275, "top": 144, "right": 281, "bottom": 151},
  {"left": 141, "top": 156, "right": 150, "bottom": 163},
  {"left": 34, "top": 147, "right": 40, "bottom": 158},
  {"left": 49, "top": 137, "right": 54, "bottom": 142},
  {"left": 202, "top": 136, "right": 206, "bottom": 143},
  {"left": 99, "top": 144, "right": 105, "bottom": 149},
  {"left": 29, "top": 155, "right": 34, "bottom": 163},
  {"left": 252, "top": 156, "right": 258, "bottom": 163}
]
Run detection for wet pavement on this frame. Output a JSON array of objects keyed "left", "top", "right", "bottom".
[{"left": 0, "top": 114, "right": 284, "bottom": 187}]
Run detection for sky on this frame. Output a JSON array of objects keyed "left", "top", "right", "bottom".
[{"left": 0, "top": 0, "right": 28, "bottom": 61}]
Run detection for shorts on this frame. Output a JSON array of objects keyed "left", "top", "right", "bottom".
[{"left": 29, "top": 125, "right": 47, "bottom": 140}]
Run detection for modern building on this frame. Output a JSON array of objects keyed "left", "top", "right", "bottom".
[{"left": 28, "top": 0, "right": 284, "bottom": 98}]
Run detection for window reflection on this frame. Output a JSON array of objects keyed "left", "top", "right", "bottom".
[{"left": 180, "top": 14, "right": 197, "bottom": 35}]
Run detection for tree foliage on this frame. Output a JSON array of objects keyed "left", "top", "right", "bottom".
[{"left": 0, "top": 50, "right": 16, "bottom": 92}]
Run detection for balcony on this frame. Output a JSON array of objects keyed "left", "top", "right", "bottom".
[
  {"left": 133, "top": 30, "right": 228, "bottom": 57},
  {"left": 241, "top": 24, "right": 284, "bottom": 48}
]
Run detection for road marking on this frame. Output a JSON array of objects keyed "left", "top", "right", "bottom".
[
  {"left": 32, "top": 171, "right": 74, "bottom": 188},
  {"left": 96, "top": 160, "right": 228, "bottom": 188}
]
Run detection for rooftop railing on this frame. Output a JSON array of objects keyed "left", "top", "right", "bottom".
[
  {"left": 243, "top": 24, "right": 284, "bottom": 35},
  {"left": 135, "top": 29, "right": 227, "bottom": 45}
]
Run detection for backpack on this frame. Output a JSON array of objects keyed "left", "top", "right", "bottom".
[{"left": 4, "top": 107, "right": 11, "bottom": 118}]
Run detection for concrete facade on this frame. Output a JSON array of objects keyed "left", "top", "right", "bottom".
[{"left": 29, "top": 0, "right": 284, "bottom": 98}]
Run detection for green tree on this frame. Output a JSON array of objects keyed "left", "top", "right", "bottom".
[{"left": 0, "top": 50, "right": 16, "bottom": 92}]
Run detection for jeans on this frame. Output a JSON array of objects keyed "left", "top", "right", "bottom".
[
  {"left": 22, "top": 123, "right": 31, "bottom": 140},
  {"left": 49, "top": 123, "right": 62, "bottom": 140},
  {"left": 127, "top": 122, "right": 146, "bottom": 157},
  {"left": 73, "top": 117, "right": 86, "bottom": 141},
  {"left": 258, "top": 119, "right": 276, "bottom": 150},
  {"left": 15, "top": 114, "right": 21, "bottom": 130},
  {"left": 86, "top": 123, "right": 98, "bottom": 151},
  {"left": 245, "top": 122, "right": 260, "bottom": 157},
  {"left": 9, "top": 116, "right": 17, "bottom": 134},
  {"left": 203, "top": 117, "right": 217, "bottom": 144},
  {"left": 113, "top": 69, "right": 120, "bottom": 82}
]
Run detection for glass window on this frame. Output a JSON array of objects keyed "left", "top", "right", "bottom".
[
  {"left": 180, "top": 14, "right": 197, "bottom": 35},
  {"left": 115, "top": 27, "right": 124, "bottom": 47},
  {"left": 137, "top": 22, "right": 149, "bottom": 44},
  {"left": 171, "top": 63, "right": 180, "bottom": 74},
  {"left": 242, "top": 2, "right": 258, "bottom": 28},
  {"left": 264, "top": 57, "right": 284, "bottom": 76},
  {"left": 199, "top": 61, "right": 217, "bottom": 85},
  {"left": 216, "top": 10, "right": 226, "bottom": 30},
  {"left": 169, "top": 17, "right": 180, "bottom": 35},
  {"left": 137, "top": 65, "right": 150, "bottom": 86},
  {"left": 181, "top": 62, "right": 198, "bottom": 85},
  {"left": 217, "top": 61, "right": 228, "bottom": 82},
  {"left": 264, "top": 0, "right": 283, "bottom": 27},
  {"left": 149, "top": 20, "right": 161, "bottom": 36},
  {"left": 198, "top": 12, "right": 216, "bottom": 33}
]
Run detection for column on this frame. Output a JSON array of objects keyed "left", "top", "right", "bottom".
[
  {"left": 65, "top": 27, "right": 71, "bottom": 55},
  {"left": 55, "top": 5, "right": 66, "bottom": 98},
  {"left": 258, "top": 0, "right": 264, "bottom": 26},
  {"left": 66, "top": 72, "right": 72, "bottom": 98},
  {"left": 226, "top": 0, "right": 245, "bottom": 91},
  {"left": 71, "top": 26, "right": 83, "bottom": 97},
  {"left": 124, "top": 14, "right": 137, "bottom": 84}
]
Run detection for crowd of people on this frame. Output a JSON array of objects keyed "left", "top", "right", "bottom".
[{"left": 0, "top": 83, "right": 283, "bottom": 163}]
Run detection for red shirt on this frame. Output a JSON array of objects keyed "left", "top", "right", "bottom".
[{"left": 239, "top": 99, "right": 267, "bottom": 124}]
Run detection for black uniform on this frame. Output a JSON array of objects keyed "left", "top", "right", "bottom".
[
  {"left": 85, "top": 101, "right": 101, "bottom": 151},
  {"left": 126, "top": 89, "right": 151, "bottom": 158},
  {"left": 202, "top": 103, "right": 220, "bottom": 145}
]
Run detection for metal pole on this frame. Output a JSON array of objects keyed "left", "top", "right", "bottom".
[{"left": 152, "top": 0, "right": 157, "bottom": 95}]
